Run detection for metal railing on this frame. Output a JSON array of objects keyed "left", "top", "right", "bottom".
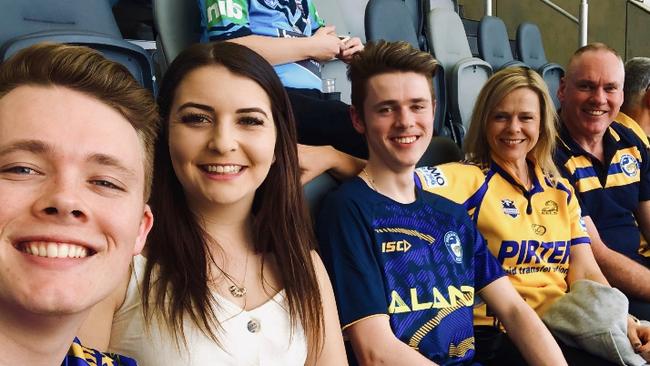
[
  {"left": 629, "top": 0, "right": 650, "bottom": 14},
  {"left": 483, "top": 0, "right": 588, "bottom": 47}
]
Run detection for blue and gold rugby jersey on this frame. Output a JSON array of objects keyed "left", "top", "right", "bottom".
[
  {"left": 317, "top": 177, "right": 504, "bottom": 365},
  {"left": 198, "top": 0, "right": 325, "bottom": 90},
  {"left": 416, "top": 160, "right": 590, "bottom": 326},
  {"left": 62, "top": 338, "right": 136, "bottom": 366},
  {"left": 554, "top": 121, "right": 650, "bottom": 265},
  {"left": 615, "top": 112, "right": 650, "bottom": 148}
]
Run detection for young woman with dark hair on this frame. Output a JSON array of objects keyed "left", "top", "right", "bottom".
[{"left": 80, "top": 41, "right": 346, "bottom": 365}]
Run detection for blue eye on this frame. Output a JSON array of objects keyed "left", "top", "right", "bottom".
[
  {"left": 3, "top": 166, "right": 39, "bottom": 175},
  {"left": 90, "top": 179, "right": 124, "bottom": 191}
]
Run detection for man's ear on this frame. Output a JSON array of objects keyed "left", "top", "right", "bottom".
[
  {"left": 133, "top": 204, "right": 154, "bottom": 255},
  {"left": 350, "top": 105, "right": 366, "bottom": 134}
]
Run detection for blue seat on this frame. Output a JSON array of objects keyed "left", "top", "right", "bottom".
[
  {"left": 478, "top": 16, "right": 528, "bottom": 71},
  {"left": 0, "top": 0, "right": 156, "bottom": 92},
  {"left": 427, "top": 7, "right": 492, "bottom": 146},
  {"left": 516, "top": 22, "right": 564, "bottom": 109},
  {"left": 304, "top": 173, "right": 340, "bottom": 219},
  {"left": 152, "top": 0, "right": 201, "bottom": 69}
]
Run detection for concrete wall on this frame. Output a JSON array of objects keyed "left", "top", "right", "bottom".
[{"left": 457, "top": 0, "right": 649, "bottom": 66}]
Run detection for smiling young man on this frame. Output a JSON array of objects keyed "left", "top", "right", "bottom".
[
  {"left": 555, "top": 43, "right": 650, "bottom": 320},
  {"left": 316, "top": 41, "right": 563, "bottom": 366},
  {"left": 0, "top": 43, "right": 157, "bottom": 366}
]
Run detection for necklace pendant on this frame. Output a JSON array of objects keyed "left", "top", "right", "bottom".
[{"left": 229, "top": 285, "right": 247, "bottom": 298}]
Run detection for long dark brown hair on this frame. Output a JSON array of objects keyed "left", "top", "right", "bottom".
[{"left": 143, "top": 41, "right": 323, "bottom": 349}]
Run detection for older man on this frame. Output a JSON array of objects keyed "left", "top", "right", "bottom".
[
  {"left": 555, "top": 43, "right": 650, "bottom": 319},
  {"left": 616, "top": 57, "right": 650, "bottom": 141}
]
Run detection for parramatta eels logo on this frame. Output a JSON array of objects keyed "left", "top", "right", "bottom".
[
  {"left": 501, "top": 199, "right": 520, "bottom": 218},
  {"left": 444, "top": 231, "right": 463, "bottom": 263},
  {"left": 541, "top": 200, "right": 558, "bottom": 215},
  {"left": 620, "top": 154, "right": 639, "bottom": 177}
]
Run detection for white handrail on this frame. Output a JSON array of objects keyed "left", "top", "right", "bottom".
[
  {"left": 629, "top": 0, "right": 650, "bottom": 14},
  {"left": 539, "top": 0, "right": 579, "bottom": 23}
]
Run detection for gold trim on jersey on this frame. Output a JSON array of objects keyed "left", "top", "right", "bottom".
[{"left": 375, "top": 227, "right": 435, "bottom": 244}]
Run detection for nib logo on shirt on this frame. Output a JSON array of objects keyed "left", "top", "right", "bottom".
[{"left": 206, "top": 0, "right": 246, "bottom": 23}]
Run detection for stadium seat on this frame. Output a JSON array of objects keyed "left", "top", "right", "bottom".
[
  {"left": 365, "top": 0, "right": 449, "bottom": 141},
  {"left": 304, "top": 172, "right": 340, "bottom": 219},
  {"left": 478, "top": 16, "right": 528, "bottom": 71},
  {"left": 417, "top": 136, "right": 463, "bottom": 167},
  {"left": 402, "top": 0, "right": 429, "bottom": 51},
  {"left": 0, "top": 0, "right": 156, "bottom": 92},
  {"left": 516, "top": 22, "right": 565, "bottom": 109},
  {"left": 427, "top": 7, "right": 492, "bottom": 146},
  {"left": 152, "top": 0, "right": 201, "bottom": 70}
]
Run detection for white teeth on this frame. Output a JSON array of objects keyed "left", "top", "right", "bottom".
[
  {"left": 502, "top": 139, "right": 524, "bottom": 145},
  {"left": 22, "top": 241, "right": 89, "bottom": 259},
  {"left": 393, "top": 136, "right": 417, "bottom": 144},
  {"left": 585, "top": 110, "right": 606, "bottom": 116},
  {"left": 204, "top": 165, "right": 242, "bottom": 174}
]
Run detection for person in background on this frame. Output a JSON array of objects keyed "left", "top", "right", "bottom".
[
  {"left": 198, "top": 0, "right": 368, "bottom": 158},
  {"left": 317, "top": 40, "right": 565, "bottom": 366},
  {"left": 616, "top": 57, "right": 650, "bottom": 143},
  {"left": 80, "top": 41, "right": 346, "bottom": 365},
  {"left": 0, "top": 43, "right": 156, "bottom": 365}
]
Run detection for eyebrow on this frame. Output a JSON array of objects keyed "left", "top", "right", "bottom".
[
  {"left": 0, "top": 139, "right": 52, "bottom": 156},
  {"left": 373, "top": 98, "right": 430, "bottom": 108},
  {"left": 177, "top": 103, "right": 269, "bottom": 118},
  {"left": 0, "top": 139, "right": 137, "bottom": 178}
]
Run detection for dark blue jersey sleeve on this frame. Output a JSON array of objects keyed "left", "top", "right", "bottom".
[{"left": 471, "top": 222, "right": 506, "bottom": 291}]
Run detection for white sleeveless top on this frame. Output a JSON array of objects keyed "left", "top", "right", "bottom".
[{"left": 108, "top": 255, "right": 308, "bottom": 366}]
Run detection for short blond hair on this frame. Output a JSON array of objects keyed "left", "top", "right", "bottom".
[{"left": 464, "top": 67, "right": 560, "bottom": 183}]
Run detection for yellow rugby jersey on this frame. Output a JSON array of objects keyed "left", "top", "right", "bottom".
[{"left": 416, "top": 160, "right": 590, "bottom": 326}]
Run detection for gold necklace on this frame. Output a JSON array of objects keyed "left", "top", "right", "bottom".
[
  {"left": 217, "top": 251, "right": 249, "bottom": 298},
  {"left": 361, "top": 168, "right": 377, "bottom": 191}
]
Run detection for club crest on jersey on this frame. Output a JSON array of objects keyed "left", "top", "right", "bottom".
[
  {"left": 620, "top": 154, "right": 639, "bottom": 177},
  {"left": 501, "top": 199, "right": 520, "bottom": 218},
  {"left": 444, "top": 231, "right": 463, "bottom": 263},
  {"left": 541, "top": 200, "right": 558, "bottom": 215}
]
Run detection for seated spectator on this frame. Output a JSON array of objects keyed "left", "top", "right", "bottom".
[
  {"left": 418, "top": 66, "right": 650, "bottom": 365},
  {"left": 616, "top": 57, "right": 650, "bottom": 143},
  {"left": 198, "top": 0, "right": 368, "bottom": 158},
  {"left": 555, "top": 44, "right": 650, "bottom": 320},
  {"left": 317, "top": 40, "right": 565, "bottom": 365},
  {"left": 79, "top": 41, "right": 346, "bottom": 365},
  {"left": 0, "top": 43, "right": 156, "bottom": 365}
]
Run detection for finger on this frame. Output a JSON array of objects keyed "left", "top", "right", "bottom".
[
  {"left": 629, "top": 328, "right": 643, "bottom": 349},
  {"left": 321, "top": 25, "right": 336, "bottom": 34}
]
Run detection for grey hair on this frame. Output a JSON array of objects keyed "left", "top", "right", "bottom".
[{"left": 623, "top": 57, "right": 650, "bottom": 111}]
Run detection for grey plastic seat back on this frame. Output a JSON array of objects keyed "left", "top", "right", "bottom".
[
  {"left": 516, "top": 22, "right": 565, "bottom": 109},
  {"left": 427, "top": 7, "right": 492, "bottom": 145},
  {"left": 365, "top": 0, "right": 419, "bottom": 48},
  {"left": 0, "top": 0, "right": 156, "bottom": 92},
  {"left": 365, "top": 0, "right": 447, "bottom": 141},
  {"left": 304, "top": 173, "right": 340, "bottom": 220},
  {"left": 417, "top": 136, "right": 463, "bottom": 167},
  {"left": 478, "top": 16, "right": 527, "bottom": 71},
  {"left": 153, "top": 0, "right": 202, "bottom": 69}
]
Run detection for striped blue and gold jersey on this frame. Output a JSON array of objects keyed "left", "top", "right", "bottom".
[
  {"left": 615, "top": 112, "right": 650, "bottom": 148},
  {"left": 317, "top": 177, "right": 504, "bottom": 365},
  {"left": 198, "top": 0, "right": 325, "bottom": 90},
  {"left": 416, "top": 160, "right": 590, "bottom": 326},
  {"left": 554, "top": 121, "right": 650, "bottom": 264},
  {"left": 62, "top": 338, "right": 136, "bottom": 366}
]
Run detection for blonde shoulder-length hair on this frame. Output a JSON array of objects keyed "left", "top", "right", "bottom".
[{"left": 463, "top": 66, "right": 560, "bottom": 184}]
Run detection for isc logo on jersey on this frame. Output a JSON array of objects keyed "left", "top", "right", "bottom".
[
  {"left": 206, "top": 0, "right": 246, "bottom": 23},
  {"left": 418, "top": 166, "right": 447, "bottom": 188},
  {"left": 382, "top": 240, "right": 412, "bottom": 253}
]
